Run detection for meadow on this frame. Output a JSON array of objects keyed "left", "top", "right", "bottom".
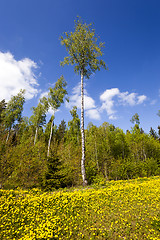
[{"left": 0, "top": 177, "right": 160, "bottom": 240}]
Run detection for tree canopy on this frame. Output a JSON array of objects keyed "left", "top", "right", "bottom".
[{"left": 60, "top": 17, "right": 106, "bottom": 78}]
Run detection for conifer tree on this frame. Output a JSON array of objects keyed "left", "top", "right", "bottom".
[
  {"left": 68, "top": 106, "right": 80, "bottom": 144},
  {"left": 56, "top": 120, "right": 66, "bottom": 143}
]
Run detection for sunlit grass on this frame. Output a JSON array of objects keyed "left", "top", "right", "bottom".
[{"left": 0, "top": 177, "right": 160, "bottom": 239}]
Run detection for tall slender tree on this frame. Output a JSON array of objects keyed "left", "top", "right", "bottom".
[
  {"left": 2, "top": 89, "right": 25, "bottom": 143},
  {"left": 60, "top": 17, "right": 106, "bottom": 185},
  {"left": 47, "top": 76, "right": 68, "bottom": 157},
  {"left": 30, "top": 97, "right": 48, "bottom": 145}
]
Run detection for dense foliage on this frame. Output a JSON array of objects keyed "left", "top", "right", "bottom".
[
  {"left": 1, "top": 18, "right": 159, "bottom": 240},
  {"left": 1, "top": 18, "right": 159, "bottom": 189},
  {"left": 0, "top": 177, "right": 159, "bottom": 239},
  {"left": 0, "top": 93, "right": 160, "bottom": 189}
]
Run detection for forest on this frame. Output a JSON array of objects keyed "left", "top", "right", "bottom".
[
  {"left": 0, "top": 18, "right": 160, "bottom": 190},
  {"left": 0, "top": 89, "right": 160, "bottom": 190}
]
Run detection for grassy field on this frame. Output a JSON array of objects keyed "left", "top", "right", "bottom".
[{"left": 0, "top": 177, "right": 160, "bottom": 240}]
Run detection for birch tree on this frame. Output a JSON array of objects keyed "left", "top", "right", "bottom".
[
  {"left": 60, "top": 17, "right": 106, "bottom": 185},
  {"left": 30, "top": 97, "right": 48, "bottom": 145},
  {"left": 47, "top": 76, "right": 68, "bottom": 157},
  {"left": 2, "top": 89, "right": 25, "bottom": 143}
]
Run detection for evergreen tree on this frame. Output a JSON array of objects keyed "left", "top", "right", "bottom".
[
  {"left": 68, "top": 106, "right": 80, "bottom": 144},
  {"left": 44, "top": 155, "right": 63, "bottom": 190},
  {"left": 56, "top": 120, "right": 66, "bottom": 143}
]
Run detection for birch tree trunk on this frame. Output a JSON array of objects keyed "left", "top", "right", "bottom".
[
  {"left": 34, "top": 127, "right": 38, "bottom": 145},
  {"left": 81, "top": 71, "right": 88, "bottom": 186},
  {"left": 6, "top": 129, "right": 10, "bottom": 143},
  {"left": 47, "top": 116, "right": 54, "bottom": 157}
]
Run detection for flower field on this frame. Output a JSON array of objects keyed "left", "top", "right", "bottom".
[{"left": 0, "top": 177, "right": 160, "bottom": 240}]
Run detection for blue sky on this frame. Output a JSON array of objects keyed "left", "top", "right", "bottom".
[{"left": 0, "top": 0, "right": 160, "bottom": 133}]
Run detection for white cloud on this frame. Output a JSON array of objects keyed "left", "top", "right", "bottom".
[
  {"left": 66, "top": 83, "right": 101, "bottom": 120},
  {"left": 119, "top": 92, "right": 137, "bottom": 105},
  {"left": 100, "top": 88, "right": 119, "bottom": 119},
  {"left": 100, "top": 88, "right": 147, "bottom": 119},
  {"left": 137, "top": 95, "right": 147, "bottom": 104},
  {"left": 109, "top": 115, "right": 118, "bottom": 120},
  {"left": 100, "top": 88, "right": 120, "bottom": 101},
  {"left": 0, "top": 51, "right": 39, "bottom": 101},
  {"left": 67, "top": 85, "right": 147, "bottom": 121},
  {"left": 119, "top": 92, "right": 147, "bottom": 106},
  {"left": 67, "top": 83, "right": 96, "bottom": 110},
  {"left": 86, "top": 109, "right": 101, "bottom": 120},
  {"left": 84, "top": 95, "right": 96, "bottom": 110}
]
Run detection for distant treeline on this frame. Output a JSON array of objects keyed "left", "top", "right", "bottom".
[{"left": 0, "top": 91, "right": 160, "bottom": 190}]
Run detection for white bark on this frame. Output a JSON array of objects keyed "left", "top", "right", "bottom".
[
  {"left": 6, "top": 129, "right": 10, "bottom": 143},
  {"left": 81, "top": 71, "right": 88, "bottom": 186},
  {"left": 34, "top": 127, "right": 38, "bottom": 145},
  {"left": 47, "top": 116, "right": 54, "bottom": 157}
]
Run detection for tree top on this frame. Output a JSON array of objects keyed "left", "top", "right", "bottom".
[{"left": 60, "top": 17, "right": 107, "bottom": 78}]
